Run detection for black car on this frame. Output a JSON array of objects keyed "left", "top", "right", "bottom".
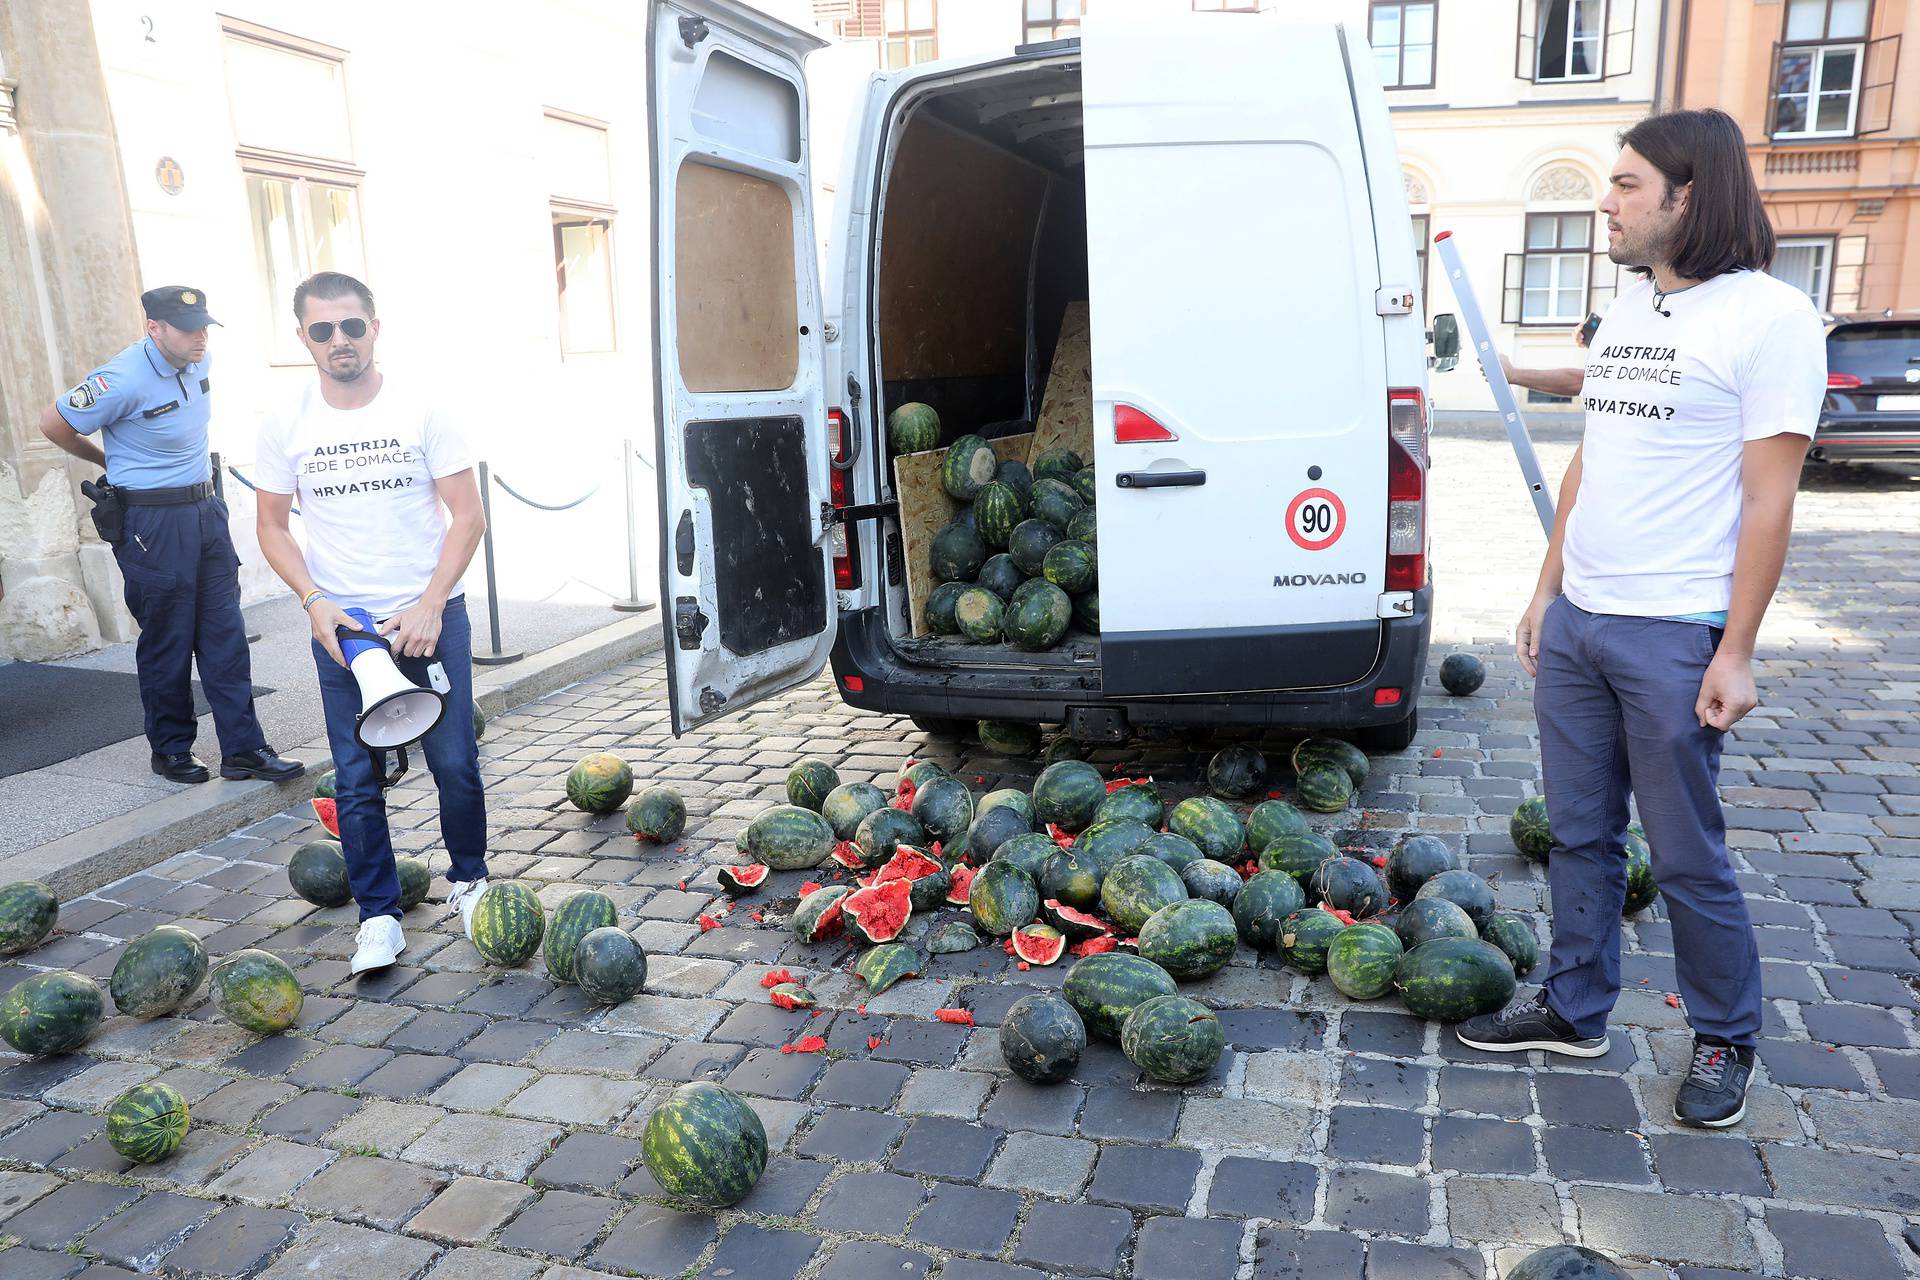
[{"left": 1811, "top": 313, "right": 1920, "bottom": 463}]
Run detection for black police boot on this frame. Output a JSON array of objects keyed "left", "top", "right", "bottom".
[
  {"left": 151, "top": 752, "right": 211, "bottom": 784},
  {"left": 221, "top": 746, "right": 305, "bottom": 783}
]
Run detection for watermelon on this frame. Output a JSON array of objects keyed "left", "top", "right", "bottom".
[
  {"left": 717, "top": 865, "right": 769, "bottom": 897},
  {"left": 1440, "top": 653, "right": 1486, "bottom": 696},
  {"left": 396, "top": 856, "right": 431, "bottom": 911},
  {"left": 1000, "top": 993, "right": 1086, "bottom": 1084},
  {"left": 978, "top": 787, "right": 1033, "bottom": 821},
  {"left": 942, "top": 434, "right": 1000, "bottom": 500},
  {"left": 974, "top": 481, "right": 1028, "bottom": 550},
  {"left": 545, "top": 891, "right": 619, "bottom": 983},
  {"left": 1075, "top": 820, "right": 1156, "bottom": 875},
  {"left": 1032, "top": 760, "right": 1107, "bottom": 833},
  {"left": 1622, "top": 826, "right": 1659, "bottom": 915},
  {"left": 106, "top": 1081, "right": 190, "bottom": 1163},
  {"left": 1008, "top": 519, "right": 1065, "bottom": 576},
  {"left": 1394, "top": 897, "right": 1478, "bottom": 950},
  {"left": 954, "top": 588, "right": 1006, "bottom": 643},
  {"left": 1121, "top": 994, "right": 1225, "bottom": 1084},
  {"left": 642, "top": 1082, "right": 768, "bottom": 1209},
  {"left": 1385, "top": 834, "right": 1457, "bottom": 903},
  {"left": 109, "top": 925, "right": 208, "bottom": 1019},
  {"left": 1233, "top": 872, "right": 1306, "bottom": 950},
  {"left": 1071, "top": 466, "right": 1098, "bottom": 505},
  {"left": 1395, "top": 937, "right": 1517, "bottom": 1023},
  {"left": 995, "top": 457, "right": 1034, "bottom": 498},
  {"left": 977, "top": 554, "right": 1026, "bottom": 599},
  {"left": 1414, "top": 869, "right": 1497, "bottom": 930},
  {"left": 1096, "top": 782, "right": 1163, "bottom": 829},
  {"left": 0, "top": 882, "right": 56, "bottom": 959},
  {"left": 565, "top": 752, "right": 633, "bottom": 814},
  {"left": 1011, "top": 924, "right": 1068, "bottom": 966},
  {"left": 968, "top": 805, "right": 1033, "bottom": 860},
  {"left": 1181, "top": 859, "right": 1243, "bottom": 907},
  {"left": 931, "top": 522, "right": 987, "bottom": 583},
  {"left": 996, "top": 832, "right": 1062, "bottom": 883},
  {"left": 312, "top": 770, "right": 336, "bottom": 799},
  {"left": 209, "top": 949, "right": 303, "bottom": 1034},
  {"left": 747, "top": 805, "right": 836, "bottom": 870},
  {"left": 288, "top": 840, "right": 353, "bottom": 908},
  {"left": 1295, "top": 762, "right": 1354, "bottom": 813},
  {"left": 1067, "top": 507, "right": 1097, "bottom": 546},
  {"left": 1031, "top": 477, "right": 1085, "bottom": 530},
  {"left": 628, "top": 786, "right": 688, "bottom": 842},
  {"left": 1506, "top": 1245, "right": 1630, "bottom": 1280},
  {"left": 1137, "top": 899, "right": 1237, "bottom": 980},
  {"left": 1511, "top": 796, "right": 1553, "bottom": 861},
  {"left": 792, "top": 885, "right": 850, "bottom": 943},
  {"left": 1042, "top": 898, "right": 1110, "bottom": 942},
  {"left": 822, "top": 782, "right": 889, "bottom": 840},
  {"left": 1042, "top": 735, "right": 1089, "bottom": 764},
  {"left": 1071, "top": 590, "right": 1100, "bottom": 634},
  {"left": 1292, "top": 738, "right": 1371, "bottom": 788},
  {"left": 473, "top": 701, "right": 487, "bottom": 741},
  {"left": 470, "top": 881, "right": 546, "bottom": 967},
  {"left": 1327, "top": 922, "right": 1404, "bottom": 1000},
  {"left": 1167, "top": 796, "right": 1246, "bottom": 862},
  {"left": 786, "top": 759, "right": 840, "bottom": 812},
  {"left": 1260, "top": 831, "right": 1340, "bottom": 884},
  {"left": 978, "top": 720, "right": 1041, "bottom": 757},
  {"left": 311, "top": 797, "right": 340, "bottom": 837},
  {"left": 909, "top": 775, "right": 974, "bottom": 844},
  {"left": 1279, "top": 909, "right": 1345, "bottom": 975},
  {"left": 968, "top": 861, "right": 1039, "bottom": 936},
  {"left": 1314, "top": 857, "right": 1388, "bottom": 919},
  {"left": 1041, "top": 540, "right": 1096, "bottom": 594},
  {"left": 864, "top": 845, "right": 950, "bottom": 913},
  {"left": 1481, "top": 912, "right": 1539, "bottom": 977},
  {"left": 0, "top": 970, "right": 103, "bottom": 1055},
  {"left": 1206, "top": 744, "right": 1268, "bottom": 800},
  {"left": 1004, "top": 579, "right": 1072, "bottom": 651},
  {"left": 1102, "top": 855, "right": 1190, "bottom": 934},
  {"left": 1039, "top": 847, "right": 1103, "bottom": 913},
  {"left": 1033, "top": 447, "right": 1084, "bottom": 483},
  {"left": 928, "top": 920, "right": 980, "bottom": 953},
  {"left": 843, "top": 878, "right": 913, "bottom": 945},
  {"left": 852, "top": 942, "right": 923, "bottom": 993},
  {"left": 926, "top": 581, "right": 967, "bottom": 635},
  {"left": 888, "top": 401, "right": 941, "bottom": 454},
  {"left": 1139, "top": 832, "right": 1205, "bottom": 873},
  {"left": 1063, "top": 952, "right": 1179, "bottom": 1041},
  {"left": 1246, "top": 800, "right": 1310, "bottom": 853}
]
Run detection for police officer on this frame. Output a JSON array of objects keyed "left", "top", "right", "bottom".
[{"left": 37, "top": 286, "right": 303, "bottom": 786}]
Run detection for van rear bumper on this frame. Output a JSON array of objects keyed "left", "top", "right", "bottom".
[{"left": 828, "top": 585, "right": 1433, "bottom": 730}]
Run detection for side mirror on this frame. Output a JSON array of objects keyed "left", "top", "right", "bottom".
[{"left": 1431, "top": 313, "right": 1460, "bottom": 359}]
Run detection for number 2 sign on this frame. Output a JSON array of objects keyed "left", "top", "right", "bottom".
[{"left": 1286, "top": 488, "right": 1346, "bottom": 551}]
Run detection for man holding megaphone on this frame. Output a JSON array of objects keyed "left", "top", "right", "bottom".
[{"left": 254, "top": 272, "right": 493, "bottom": 976}]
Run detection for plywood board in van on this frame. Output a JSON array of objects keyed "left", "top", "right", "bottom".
[
  {"left": 1029, "top": 301, "right": 1093, "bottom": 468},
  {"left": 897, "top": 433, "right": 1034, "bottom": 637}
]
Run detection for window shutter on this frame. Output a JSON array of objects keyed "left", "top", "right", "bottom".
[
  {"left": 1601, "top": 0, "right": 1636, "bottom": 80},
  {"left": 1830, "top": 234, "right": 1868, "bottom": 312},
  {"left": 1765, "top": 40, "right": 1784, "bottom": 136},
  {"left": 1503, "top": 253, "right": 1525, "bottom": 325},
  {"left": 1858, "top": 34, "right": 1901, "bottom": 136},
  {"left": 1514, "top": 0, "right": 1538, "bottom": 82}
]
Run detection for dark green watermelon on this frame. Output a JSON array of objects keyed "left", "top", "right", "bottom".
[
  {"left": 1139, "top": 831, "right": 1205, "bottom": 873},
  {"left": 1385, "top": 834, "right": 1457, "bottom": 903},
  {"left": 1506, "top": 1245, "right": 1629, "bottom": 1280},
  {"left": 0, "top": 880, "right": 58, "bottom": 957},
  {"left": 628, "top": 786, "right": 688, "bottom": 842},
  {"left": 642, "top": 1082, "right": 767, "bottom": 1209},
  {"left": 1622, "top": 826, "right": 1659, "bottom": 915},
  {"left": 995, "top": 832, "right": 1062, "bottom": 883},
  {"left": 1137, "top": 899, "right": 1237, "bottom": 980},
  {"left": 1280, "top": 909, "right": 1345, "bottom": 975},
  {"left": 1039, "top": 847, "right": 1103, "bottom": 912},
  {"left": 1063, "top": 952, "right": 1178, "bottom": 1041},
  {"left": 545, "top": 891, "right": 619, "bottom": 983},
  {"left": 1000, "top": 993, "right": 1086, "bottom": 1084},
  {"left": 931, "top": 522, "right": 987, "bottom": 583},
  {"left": 1071, "top": 589, "right": 1100, "bottom": 634},
  {"left": 1032, "top": 760, "right": 1106, "bottom": 833},
  {"left": 786, "top": 759, "right": 840, "bottom": 812},
  {"left": 1074, "top": 819, "right": 1156, "bottom": 875},
  {"left": 1207, "top": 744, "right": 1268, "bottom": 800},
  {"left": 747, "top": 805, "right": 836, "bottom": 871},
  {"left": 109, "top": 925, "right": 208, "bottom": 1018},
  {"left": 1004, "top": 579, "right": 1072, "bottom": 651},
  {"left": 1067, "top": 507, "right": 1097, "bottom": 546},
  {"left": 1102, "top": 854, "right": 1190, "bottom": 934},
  {"left": 954, "top": 588, "right": 1005, "bottom": 643},
  {"left": 968, "top": 860, "right": 1039, "bottom": 936},
  {"left": 1481, "top": 911, "right": 1539, "bottom": 977},
  {"left": 909, "top": 776, "right": 974, "bottom": 844},
  {"left": 822, "top": 782, "right": 890, "bottom": 840},
  {"left": 396, "top": 856, "right": 431, "bottom": 911},
  {"left": 1394, "top": 897, "right": 1478, "bottom": 950},
  {"left": 288, "top": 841, "right": 353, "bottom": 908},
  {"left": 1314, "top": 856, "right": 1388, "bottom": 919},
  {"left": 1394, "top": 937, "right": 1517, "bottom": 1023},
  {"left": 0, "top": 970, "right": 102, "bottom": 1055},
  {"left": 855, "top": 807, "right": 927, "bottom": 869},
  {"left": 1327, "top": 922, "right": 1404, "bottom": 1000},
  {"left": 1167, "top": 796, "right": 1246, "bottom": 862},
  {"left": 312, "top": 770, "right": 336, "bottom": 799},
  {"left": 1440, "top": 653, "right": 1486, "bottom": 696},
  {"left": 1033, "top": 447, "right": 1084, "bottom": 482},
  {"left": 106, "top": 1081, "right": 190, "bottom": 1163},
  {"left": 974, "top": 481, "right": 1028, "bottom": 550},
  {"left": 1096, "top": 782, "right": 1164, "bottom": 829},
  {"left": 995, "top": 457, "right": 1034, "bottom": 498},
  {"left": 888, "top": 401, "right": 941, "bottom": 454},
  {"left": 1511, "top": 796, "right": 1553, "bottom": 861},
  {"left": 926, "top": 581, "right": 967, "bottom": 635},
  {"left": 942, "top": 434, "right": 1000, "bottom": 500},
  {"left": 1008, "top": 519, "right": 1065, "bottom": 576},
  {"left": 1041, "top": 540, "right": 1096, "bottom": 594},
  {"left": 1121, "top": 994, "right": 1224, "bottom": 1084},
  {"left": 1246, "top": 800, "right": 1310, "bottom": 853},
  {"left": 1181, "top": 859, "right": 1243, "bottom": 907},
  {"left": 1414, "top": 869, "right": 1497, "bottom": 930},
  {"left": 1233, "top": 871, "right": 1306, "bottom": 949},
  {"left": 977, "top": 554, "right": 1026, "bottom": 599},
  {"left": 1031, "top": 477, "right": 1085, "bottom": 530},
  {"left": 1260, "top": 831, "right": 1340, "bottom": 884},
  {"left": 968, "top": 804, "right": 1033, "bottom": 860},
  {"left": 209, "top": 949, "right": 303, "bottom": 1033}
]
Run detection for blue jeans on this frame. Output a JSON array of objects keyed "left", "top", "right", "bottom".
[
  {"left": 313, "top": 595, "right": 488, "bottom": 921},
  {"left": 1535, "top": 597, "right": 1761, "bottom": 1047}
]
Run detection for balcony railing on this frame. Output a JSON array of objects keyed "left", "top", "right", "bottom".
[{"left": 1763, "top": 149, "right": 1860, "bottom": 176}]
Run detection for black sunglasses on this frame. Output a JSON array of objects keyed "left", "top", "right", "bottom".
[{"left": 306, "top": 317, "right": 369, "bottom": 342}]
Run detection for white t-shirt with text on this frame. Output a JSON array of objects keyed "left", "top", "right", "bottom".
[
  {"left": 1561, "top": 268, "right": 1826, "bottom": 618},
  {"left": 254, "top": 380, "right": 473, "bottom": 617}
]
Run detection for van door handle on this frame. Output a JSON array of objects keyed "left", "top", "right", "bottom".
[{"left": 1116, "top": 470, "right": 1205, "bottom": 489}]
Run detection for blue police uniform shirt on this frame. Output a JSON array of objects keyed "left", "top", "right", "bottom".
[{"left": 55, "top": 338, "right": 213, "bottom": 489}]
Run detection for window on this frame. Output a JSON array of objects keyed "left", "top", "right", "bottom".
[
  {"left": 1411, "top": 213, "right": 1431, "bottom": 316},
  {"left": 544, "top": 111, "right": 618, "bottom": 357},
  {"left": 1534, "top": 0, "right": 1604, "bottom": 81},
  {"left": 1770, "top": 236, "right": 1835, "bottom": 309},
  {"left": 1772, "top": 0, "right": 1871, "bottom": 138},
  {"left": 1371, "top": 2, "right": 1436, "bottom": 89},
  {"left": 1025, "top": 0, "right": 1082, "bottom": 42},
  {"left": 1521, "top": 212, "right": 1591, "bottom": 323},
  {"left": 883, "top": 0, "right": 935, "bottom": 68}
]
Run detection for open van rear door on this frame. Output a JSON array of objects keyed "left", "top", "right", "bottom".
[{"left": 649, "top": 1, "right": 832, "bottom": 734}]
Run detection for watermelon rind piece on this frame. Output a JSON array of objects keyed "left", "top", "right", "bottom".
[
  {"left": 1385, "top": 834, "right": 1457, "bottom": 903},
  {"left": 1510, "top": 795, "right": 1553, "bottom": 861},
  {"left": 1101, "top": 855, "right": 1189, "bottom": 935},
  {"left": 1181, "top": 859, "right": 1244, "bottom": 907},
  {"left": 1042, "top": 898, "right": 1110, "bottom": 942},
  {"left": 1295, "top": 762, "right": 1355, "bottom": 814},
  {"left": 1439, "top": 652, "right": 1487, "bottom": 696},
  {"left": 642, "top": 1082, "right": 768, "bottom": 1209},
  {"left": 822, "top": 782, "right": 890, "bottom": 841},
  {"left": 1166, "top": 796, "right": 1246, "bottom": 862},
  {"left": 209, "top": 949, "right": 303, "bottom": 1035},
  {"left": 0, "top": 879, "right": 58, "bottom": 957},
  {"left": 1137, "top": 899, "right": 1238, "bottom": 981},
  {"left": 1394, "top": 897, "right": 1479, "bottom": 951},
  {"left": 942, "top": 434, "right": 1000, "bottom": 500},
  {"left": 574, "top": 927, "right": 648, "bottom": 1004},
  {"left": 1414, "top": 869, "right": 1497, "bottom": 930},
  {"left": 863, "top": 845, "right": 950, "bottom": 914},
  {"left": 0, "top": 970, "right": 103, "bottom": 1055},
  {"left": 1327, "top": 921, "right": 1404, "bottom": 1000},
  {"left": 565, "top": 752, "right": 634, "bottom": 814},
  {"left": 969, "top": 861, "right": 1040, "bottom": 936},
  {"left": 1000, "top": 992, "right": 1086, "bottom": 1083},
  {"left": 105, "top": 1081, "right": 190, "bottom": 1164},
  {"left": 1206, "top": 744, "right": 1268, "bottom": 801},
  {"left": 628, "top": 786, "right": 688, "bottom": 842},
  {"left": 109, "top": 925, "right": 208, "bottom": 1019},
  {"left": 1062, "top": 952, "right": 1178, "bottom": 1041},
  {"left": 717, "top": 865, "right": 770, "bottom": 898},
  {"left": 1032, "top": 760, "right": 1108, "bottom": 834},
  {"left": 927, "top": 920, "right": 981, "bottom": 954},
  {"left": 909, "top": 776, "right": 974, "bottom": 845},
  {"left": 946, "top": 864, "right": 976, "bottom": 906},
  {"left": 792, "top": 885, "right": 850, "bottom": 943},
  {"left": 545, "top": 891, "right": 620, "bottom": 984},
  {"left": 288, "top": 840, "right": 352, "bottom": 909},
  {"left": 1095, "top": 782, "right": 1163, "bottom": 830},
  {"left": 1279, "top": 909, "right": 1345, "bottom": 975},
  {"left": 1233, "top": 872, "right": 1306, "bottom": 950},
  {"left": 1481, "top": 911, "right": 1540, "bottom": 977},
  {"left": 852, "top": 942, "right": 925, "bottom": 993},
  {"left": 1394, "top": 937, "right": 1517, "bottom": 1023},
  {"left": 311, "top": 796, "right": 340, "bottom": 838},
  {"left": 888, "top": 401, "right": 941, "bottom": 454},
  {"left": 786, "top": 759, "right": 841, "bottom": 812},
  {"left": 1011, "top": 924, "right": 1067, "bottom": 966},
  {"left": 1121, "top": 994, "right": 1225, "bottom": 1084},
  {"left": 747, "top": 805, "right": 837, "bottom": 871},
  {"left": 470, "top": 882, "right": 547, "bottom": 968},
  {"left": 1245, "top": 800, "right": 1311, "bottom": 853}
]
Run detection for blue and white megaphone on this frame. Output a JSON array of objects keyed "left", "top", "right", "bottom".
[{"left": 337, "top": 607, "right": 446, "bottom": 754}]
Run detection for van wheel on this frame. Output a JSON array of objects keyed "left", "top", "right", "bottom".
[
  {"left": 1355, "top": 709, "right": 1419, "bottom": 753},
  {"left": 910, "top": 715, "right": 968, "bottom": 739}
]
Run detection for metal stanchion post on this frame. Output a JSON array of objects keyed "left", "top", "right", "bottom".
[
  {"left": 472, "top": 460, "right": 524, "bottom": 666},
  {"left": 612, "top": 437, "right": 651, "bottom": 613},
  {"left": 212, "top": 451, "right": 264, "bottom": 643}
]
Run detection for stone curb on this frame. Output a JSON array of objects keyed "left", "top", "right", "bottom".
[{"left": 0, "top": 607, "right": 663, "bottom": 897}]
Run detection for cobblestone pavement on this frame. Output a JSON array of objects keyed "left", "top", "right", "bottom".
[{"left": 2, "top": 427, "right": 1917, "bottom": 1280}]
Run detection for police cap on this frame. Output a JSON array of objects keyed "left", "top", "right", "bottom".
[{"left": 141, "top": 285, "right": 221, "bottom": 330}]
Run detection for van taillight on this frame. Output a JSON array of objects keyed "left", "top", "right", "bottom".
[
  {"left": 1827, "top": 373, "right": 1862, "bottom": 390},
  {"left": 828, "top": 407, "right": 859, "bottom": 590},
  {"left": 1386, "top": 388, "right": 1427, "bottom": 592}
]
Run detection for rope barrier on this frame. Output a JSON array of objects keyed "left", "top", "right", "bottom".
[{"left": 487, "top": 471, "right": 603, "bottom": 512}]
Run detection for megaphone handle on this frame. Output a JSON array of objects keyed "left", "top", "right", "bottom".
[{"left": 369, "top": 743, "right": 409, "bottom": 790}]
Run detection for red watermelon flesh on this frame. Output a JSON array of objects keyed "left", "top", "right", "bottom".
[
  {"left": 1042, "top": 898, "right": 1110, "bottom": 942},
  {"left": 947, "top": 864, "right": 977, "bottom": 905},
  {"left": 830, "top": 841, "right": 866, "bottom": 869},
  {"left": 311, "top": 797, "right": 339, "bottom": 838},
  {"left": 1011, "top": 924, "right": 1067, "bottom": 965},
  {"left": 717, "top": 865, "right": 769, "bottom": 897},
  {"left": 842, "top": 879, "right": 912, "bottom": 945},
  {"left": 862, "top": 845, "right": 943, "bottom": 889}
]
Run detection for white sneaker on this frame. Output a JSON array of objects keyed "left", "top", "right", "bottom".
[
  {"left": 445, "top": 877, "right": 490, "bottom": 941},
  {"left": 350, "top": 916, "right": 407, "bottom": 974}
]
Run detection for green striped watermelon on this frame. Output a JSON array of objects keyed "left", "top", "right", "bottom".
[
  {"left": 1394, "top": 898, "right": 1478, "bottom": 950},
  {"left": 1260, "top": 831, "right": 1340, "bottom": 884},
  {"left": 1101, "top": 855, "right": 1190, "bottom": 934},
  {"left": 396, "top": 856, "right": 431, "bottom": 911},
  {"left": 1295, "top": 762, "right": 1354, "bottom": 813},
  {"left": 926, "top": 581, "right": 967, "bottom": 635},
  {"left": 1481, "top": 912, "right": 1539, "bottom": 977},
  {"left": 642, "top": 1082, "right": 768, "bottom": 1209},
  {"left": 1167, "top": 796, "right": 1245, "bottom": 862},
  {"left": 209, "top": 949, "right": 303, "bottom": 1034},
  {"left": 1622, "top": 825, "right": 1659, "bottom": 916},
  {"left": 1327, "top": 922, "right": 1404, "bottom": 1000},
  {"left": 888, "top": 401, "right": 941, "bottom": 454},
  {"left": 1122, "top": 994, "right": 1224, "bottom": 1084},
  {"left": 974, "top": 481, "right": 1028, "bottom": 549},
  {"left": 1139, "top": 832, "right": 1205, "bottom": 873},
  {"left": 1394, "top": 937, "right": 1517, "bottom": 1023},
  {"left": 1074, "top": 820, "right": 1155, "bottom": 875},
  {"left": 1181, "top": 859, "right": 1243, "bottom": 907},
  {"left": 943, "top": 435, "right": 1000, "bottom": 500},
  {"left": 288, "top": 841, "right": 352, "bottom": 908},
  {"left": 977, "top": 553, "right": 1025, "bottom": 599},
  {"left": 312, "top": 770, "right": 336, "bottom": 799},
  {"left": 1067, "top": 507, "right": 1097, "bottom": 546},
  {"left": 855, "top": 807, "right": 927, "bottom": 868},
  {"left": 1414, "top": 869, "right": 1497, "bottom": 930},
  {"left": 1031, "top": 477, "right": 1085, "bottom": 530},
  {"left": 545, "top": 891, "right": 620, "bottom": 983},
  {"left": 105, "top": 1082, "right": 190, "bottom": 1164},
  {"left": 1292, "top": 738, "right": 1371, "bottom": 787},
  {"left": 900, "top": 760, "right": 951, "bottom": 792},
  {"left": 1005, "top": 579, "right": 1072, "bottom": 652},
  {"left": 1280, "top": 909, "right": 1345, "bottom": 975},
  {"left": 968, "top": 861, "right": 1039, "bottom": 936},
  {"left": 1032, "top": 760, "right": 1107, "bottom": 833},
  {"left": 628, "top": 786, "right": 688, "bottom": 842},
  {"left": 1033, "top": 447, "right": 1084, "bottom": 482},
  {"left": 1000, "top": 993, "right": 1086, "bottom": 1084},
  {"left": 931, "top": 522, "right": 987, "bottom": 582},
  {"left": 747, "top": 805, "right": 836, "bottom": 871},
  {"left": 1041, "top": 540, "right": 1096, "bottom": 593},
  {"left": 109, "top": 925, "right": 208, "bottom": 1019},
  {"left": 565, "top": 753, "right": 633, "bottom": 814},
  {"left": 1063, "top": 952, "right": 1178, "bottom": 1041},
  {"left": 1008, "top": 519, "right": 1065, "bottom": 576},
  {"left": 954, "top": 587, "right": 1006, "bottom": 643},
  {"left": 1096, "top": 782, "right": 1163, "bottom": 829},
  {"left": 978, "top": 721, "right": 1041, "bottom": 757},
  {"left": 909, "top": 775, "right": 974, "bottom": 844},
  {"left": 1233, "top": 872, "right": 1306, "bottom": 950},
  {"left": 852, "top": 943, "right": 924, "bottom": 995},
  {"left": 0, "top": 970, "right": 102, "bottom": 1055},
  {"left": 1246, "top": 800, "right": 1311, "bottom": 853},
  {"left": 1510, "top": 796, "right": 1552, "bottom": 861},
  {"left": 470, "top": 882, "right": 546, "bottom": 967},
  {"left": 1072, "top": 466, "right": 1098, "bottom": 505},
  {"left": 575, "top": 927, "right": 648, "bottom": 1003},
  {"left": 1385, "top": 834, "right": 1457, "bottom": 903},
  {"left": 786, "top": 759, "right": 840, "bottom": 812},
  {"left": 1137, "top": 899, "right": 1237, "bottom": 980},
  {"left": 1207, "top": 744, "right": 1268, "bottom": 801},
  {"left": 822, "top": 782, "right": 889, "bottom": 840}
]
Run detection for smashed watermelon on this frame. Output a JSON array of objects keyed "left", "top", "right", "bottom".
[
  {"left": 842, "top": 879, "right": 912, "bottom": 946},
  {"left": 311, "top": 797, "right": 339, "bottom": 838}
]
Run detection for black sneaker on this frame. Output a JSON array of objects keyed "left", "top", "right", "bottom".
[
  {"left": 1673, "top": 1039, "right": 1753, "bottom": 1128},
  {"left": 1454, "top": 994, "right": 1611, "bottom": 1057}
]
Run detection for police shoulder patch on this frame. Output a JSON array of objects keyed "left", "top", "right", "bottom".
[{"left": 67, "top": 382, "right": 97, "bottom": 410}]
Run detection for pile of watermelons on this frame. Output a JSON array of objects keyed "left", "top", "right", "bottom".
[{"left": 890, "top": 401, "right": 1099, "bottom": 651}]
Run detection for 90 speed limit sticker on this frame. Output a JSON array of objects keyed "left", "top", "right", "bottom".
[{"left": 1285, "top": 488, "right": 1346, "bottom": 551}]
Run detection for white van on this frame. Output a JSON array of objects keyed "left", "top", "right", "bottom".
[{"left": 648, "top": 1, "right": 1452, "bottom": 749}]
